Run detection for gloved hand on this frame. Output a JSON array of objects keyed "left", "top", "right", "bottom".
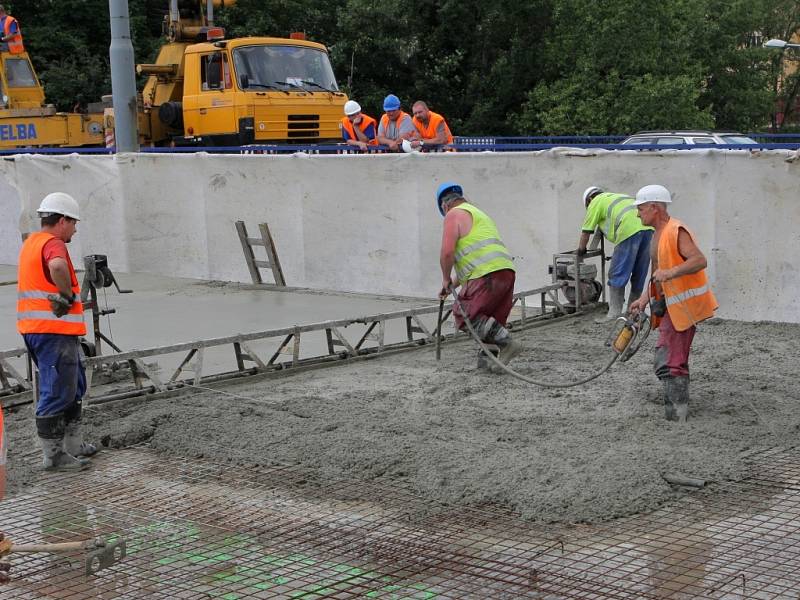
[{"left": 47, "top": 292, "right": 74, "bottom": 318}]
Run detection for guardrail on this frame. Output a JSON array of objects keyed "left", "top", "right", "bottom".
[{"left": 1, "top": 135, "right": 799, "bottom": 155}]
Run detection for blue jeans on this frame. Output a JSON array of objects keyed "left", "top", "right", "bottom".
[
  {"left": 608, "top": 230, "right": 653, "bottom": 291},
  {"left": 23, "top": 334, "right": 86, "bottom": 417}
]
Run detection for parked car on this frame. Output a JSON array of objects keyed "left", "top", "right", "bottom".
[{"left": 621, "top": 131, "right": 758, "bottom": 146}]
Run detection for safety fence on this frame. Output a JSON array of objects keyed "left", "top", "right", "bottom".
[{"left": 1, "top": 134, "right": 799, "bottom": 155}]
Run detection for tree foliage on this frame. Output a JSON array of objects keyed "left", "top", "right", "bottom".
[{"left": 4, "top": 0, "right": 799, "bottom": 134}]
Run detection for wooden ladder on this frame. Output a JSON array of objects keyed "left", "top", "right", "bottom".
[{"left": 235, "top": 221, "right": 286, "bottom": 286}]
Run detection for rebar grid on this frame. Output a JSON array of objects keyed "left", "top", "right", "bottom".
[{"left": 2, "top": 446, "right": 800, "bottom": 599}]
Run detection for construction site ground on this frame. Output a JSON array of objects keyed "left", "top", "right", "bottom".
[{"left": 1, "top": 268, "right": 799, "bottom": 598}]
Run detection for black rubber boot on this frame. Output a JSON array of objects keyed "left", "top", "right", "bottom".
[
  {"left": 476, "top": 348, "right": 499, "bottom": 369},
  {"left": 662, "top": 378, "right": 676, "bottom": 421},
  {"left": 36, "top": 415, "right": 91, "bottom": 472},
  {"left": 668, "top": 376, "right": 690, "bottom": 423}
]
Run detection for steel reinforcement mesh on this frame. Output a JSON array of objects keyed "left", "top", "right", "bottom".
[{"left": 1, "top": 446, "right": 800, "bottom": 599}]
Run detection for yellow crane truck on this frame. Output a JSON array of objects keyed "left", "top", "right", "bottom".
[
  {"left": 1, "top": 0, "right": 347, "bottom": 149},
  {"left": 0, "top": 48, "right": 104, "bottom": 148},
  {"left": 127, "top": 0, "right": 348, "bottom": 146}
]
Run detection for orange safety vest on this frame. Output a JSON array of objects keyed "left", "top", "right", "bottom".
[
  {"left": 17, "top": 232, "right": 86, "bottom": 336},
  {"left": 657, "top": 217, "right": 717, "bottom": 332},
  {"left": 340, "top": 114, "right": 378, "bottom": 145},
  {"left": 379, "top": 110, "right": 411, "bottom": 136},
  {"left": 412, "top": 111, "right": 453, "bottom": 145},
  {"left": 2, "top": 15, "right": 23, "bottom": 54}
]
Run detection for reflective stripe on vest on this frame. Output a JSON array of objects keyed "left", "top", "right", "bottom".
[
  {"left": 601, "top": 195, "right": 634, "bottom": 241},
  {"left": 657, "top": 218, "right": 718, "bottom": 331},
  {"left": 453, "top": 203, "right": 515, "bottom": 283},
  {"left": 17, "top": 231, "right": 86, "bottom": 336},
  {"left": 665, "top": 283, "right": 710, "bottom": 307},
  {"left": 17, "top": 311, "right": 85, "bottom": 323}
]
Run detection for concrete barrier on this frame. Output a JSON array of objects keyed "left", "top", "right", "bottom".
[{"left": 1, "top": 149, "right": 797, "bottom": 322}]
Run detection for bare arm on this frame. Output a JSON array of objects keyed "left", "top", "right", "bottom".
[
  {"left": 577, "top": 231, "right": 591, "bottom": 253},
  {"left": 439, "top": 210, "right": 471, "bottom": 298},
  {"left": 652, "top": 227, "right": 706, "bottom": 282},
  {"left": 47, "top": 257, "right": 74, "bottom": 297}
]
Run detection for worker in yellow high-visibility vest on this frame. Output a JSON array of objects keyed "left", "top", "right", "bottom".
[{"left": 437, "top": 182, "right": 523, "bottom": 371}]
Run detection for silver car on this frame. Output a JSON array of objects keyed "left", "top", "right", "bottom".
[{"left": 621, "top": 131, "right": 757, "bottom": 146}]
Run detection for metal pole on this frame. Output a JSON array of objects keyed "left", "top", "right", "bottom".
[{"left": 108, "top": 0, "right": 140, "bottom": 152}]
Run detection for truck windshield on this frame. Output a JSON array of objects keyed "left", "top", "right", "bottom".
[{"left": 232, "top": 45, "right": 339, "bottom": 92}]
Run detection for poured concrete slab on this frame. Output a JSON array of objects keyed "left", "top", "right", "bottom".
[{"left": 0, "top": 264, "right": 430, "bottom": 354}]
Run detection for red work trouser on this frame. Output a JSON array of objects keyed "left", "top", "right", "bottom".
[
  {"left": 654, "top": 311, "right": 696, "bottom": 378},
  {"left": 453, "top": 269, "right": 515, "bottom": 331}
]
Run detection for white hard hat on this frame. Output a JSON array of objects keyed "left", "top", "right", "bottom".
[
  {"left": 37, "top": 192, "right": 81, "bottom": 220},
  {"left": 634, "top": 184, "right": 672, "bottom": 205},
  {"left": 343, "top": 100, "right": 361, "bottom": 116},
  {"left": 582, "top": 186, "right": 602, "bottom": 205},
  {"left": 401, "top": 139, "right": 418, "bottom": 153}
]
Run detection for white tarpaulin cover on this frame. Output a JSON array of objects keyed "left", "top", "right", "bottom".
[{"left": 1, "top": 149, "right": 797, "bottom": 322}]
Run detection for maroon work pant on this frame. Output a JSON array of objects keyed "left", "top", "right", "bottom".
[
  {"left": 453, "top": 269, "right": 516, "bottom": 331},
  {"left": 654, "top": 311, "right": 696, "bottom": 378}
]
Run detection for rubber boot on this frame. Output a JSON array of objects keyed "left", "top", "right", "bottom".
[
  {"left": 488, "top": 323, "right": 523, "bottom": 372},
  {"left": 476, "top": 348, "right": 499, "bottom": 370},
  {"left": 667, "top": 376, "right": 690, "bottom": 423},
  {"left": 37, "top": 415, "right": 91, "bottom": 472},
  {"left": 63, "top": 403, "right": 98, "bottom": 458},
  {"left": 64, "top": 422, "right": 98, "bottom": 458},
  {"left": 662, "top": 378, "right": 676, "bottom": 421},
  {"left": 595, "top": 286, "right": 625, "bottom": 323}
]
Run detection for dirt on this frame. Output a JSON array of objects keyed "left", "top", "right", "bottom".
[{"left": 4, "top": 312, "right": 798, "bottom": 524}]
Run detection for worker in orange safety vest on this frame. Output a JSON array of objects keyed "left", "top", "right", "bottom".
[
  {"left": 340, "top": 100, "right": 378, "bottom": 151},
  {"left": 629, "top": 184, "right": 718, "bottom": 423},
  {"left": 408, "top": 101, "right": 453, "bottom": 151},
  {"left": 0, "top": 5, "right": 23, "bottom": 54},
  {"left": 17, "top": 192, "right": 97, "bottom": 471}
]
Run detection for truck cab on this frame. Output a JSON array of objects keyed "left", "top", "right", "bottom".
[{"left": 178, "top": 37, "right": 346, "bottom": 145}]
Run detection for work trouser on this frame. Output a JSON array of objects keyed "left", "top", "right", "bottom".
[
  {"left": 608, "top": 229, "right": 653, "bottom": 291},
  {"left": 654, "top": 312, "right": 696, "bottom": 379},
  {"left": 23, "top": 333, "right": 86, "bottom": 417},
  {"left": 453, "top": 269, "right": 515, "bottom": 332}
]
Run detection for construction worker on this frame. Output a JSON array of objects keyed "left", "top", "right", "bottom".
[
  {"left": 409, "top": 101, "right": 453, "bottom": 150},
  {"left": 17, "top": 193, "right": 97, "bottom": 471},
  {"left": 0, "top": 5, "right": 23, "bottom": 54},
  {"left": 377, "top": 94, "right": 415, "bottom": 152},
  {"left": 340, "top": 100, "right": 377, "bottom": 150},
  {"left": 437, "top": 182, "right": 522, "bottom": 371},
  {"left": 629, "top": 185, "right": 718, "bottom": 423},
  {"left": 577, "top": 186, "right": 653, "bottom": 322}
]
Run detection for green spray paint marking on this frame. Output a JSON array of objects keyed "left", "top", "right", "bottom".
[{"left": 122, "top": 519, "right": 441, "bottom": 598}]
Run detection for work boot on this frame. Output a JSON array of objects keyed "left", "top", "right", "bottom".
[
  {"left": 490, "top": 324, "right": 524, "bottom": 370},
  {"left": 36, "top": 415, "right": 91, "bottom": 472},
  {"left": 667, "top": 376, "right": 690, "bottom": 423},
  {"left": 39, "top": 437, "right": 91, "bottom": 472},
  {"left": 64, "top": 422, "right": 98, "bottom": 458},
  {"left": 63, "top": 403, "right": 98, "bottom": 458},
  {"left": 595, "top": 286, "right": 625, "bottom": 323},
  {"left": 476, "top": 348, "right": 499, "bottom": 370},
  {"left": 662, "top": 378, "right": 676, "bottom": 421}
]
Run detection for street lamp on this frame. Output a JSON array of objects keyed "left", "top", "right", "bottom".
[{"left": 764, "top": 38, "right": 800, "bottom": 50}]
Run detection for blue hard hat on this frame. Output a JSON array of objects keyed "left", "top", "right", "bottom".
[
  {"left": 436, "top": 182, "right": 463, "bottom": 216},
  {"left": 383, "top": 94, "right": 401, "bottom": 111}
]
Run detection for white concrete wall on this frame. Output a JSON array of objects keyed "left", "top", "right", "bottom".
[{"left": 0, "top": 149, "right": 797, "bottom": 322}]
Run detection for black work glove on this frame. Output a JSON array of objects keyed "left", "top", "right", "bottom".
[{"left": 47, "top": 292, "right": 74, "bottom": 318}]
